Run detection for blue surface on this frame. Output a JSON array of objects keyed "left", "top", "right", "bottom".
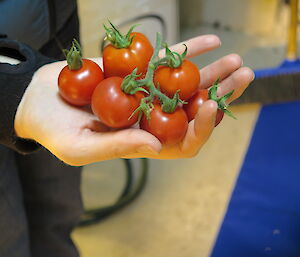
[
  {"left": 211, "top": 101, "right": 300, "bottom": 257},
  {"left": 255, "top": 59, "right": 300, "bottom": 78}
]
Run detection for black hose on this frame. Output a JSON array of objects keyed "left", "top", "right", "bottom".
[
  {"left": 119, "top": 159, "right": 134, "bottom": 198},
  {"left": 78, "top": 158, "right": 149, "bottom": 227}
]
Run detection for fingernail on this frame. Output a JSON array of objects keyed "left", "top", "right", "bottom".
[
  {"left": 206, "top": 35, "right": 221, "bottom": 46},
  {"left": 137, "top": 145, "right": 159, "bottom": 155}
]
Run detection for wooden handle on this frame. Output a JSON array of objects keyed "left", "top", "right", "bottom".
[{"left": 287, "top": 0, "right": 298, "bottom": 60}]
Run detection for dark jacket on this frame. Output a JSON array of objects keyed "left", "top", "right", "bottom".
[
  {"left": 0, "top": 0, "right": 80, "bottom": 153},
  {"left": 0, "top": 0, "right": 77, "bottom": 50}
]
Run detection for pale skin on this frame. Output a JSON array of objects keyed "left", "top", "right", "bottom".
[{"left": 13, "top": 35, "right": 254, "bottom": 166}]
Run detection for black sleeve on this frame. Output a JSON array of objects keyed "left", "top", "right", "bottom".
[{"left": 0, "top": 38, "right": 55, "bottom": 154}]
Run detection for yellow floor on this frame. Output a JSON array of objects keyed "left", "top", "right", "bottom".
[{"left": 73, "top": 104, "right": 260, "bottom": 257}]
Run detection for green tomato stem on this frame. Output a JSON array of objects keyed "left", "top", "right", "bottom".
[
  {"left": 137, "top": 33, "right": 180, "bottom": 113},
  {"left": 64, "top": 39, "right": 83, "bottom": 70},
  {"left": 123, "top": 32, "right": 186, "bottom": 116}
]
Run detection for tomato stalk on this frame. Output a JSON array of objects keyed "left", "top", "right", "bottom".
[
  {"left": 63, "top": 39, "right": 83, "bottom": 70},
  {"left": 122, "top": 33, "right": 183, "bottom": 118},
  {"left": 133, "top": 33, "right": 185, "bottom": 115}
]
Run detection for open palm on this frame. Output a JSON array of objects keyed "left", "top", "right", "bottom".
[{"left": 15, "top": 35, "right": 254, "bottom": 166}]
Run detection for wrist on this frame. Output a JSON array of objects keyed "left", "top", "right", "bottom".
[
  {"left": 14, "top": 85, "right": 29, "bottom": 139},
  {"left": 0, "top": 38, "right": 54, "bottom": 153},
  {"left": 14, "top": 65, "right": 47, "bottom": 140}
]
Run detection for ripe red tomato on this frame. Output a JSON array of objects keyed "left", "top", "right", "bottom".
[
  {"left": 140, "top": 104, "right": 188, "bottom": 145},
  {"left": 153, "top": 59, "right": 200, "bottom": 101},
  {"left": 58, "top": 59, "right": 104, "bottom": 106},
  {"left": 183, "top": 89, "right": 224, "bottom": 126},
  {"left": 215, "top": 109, "right": 224, "bottom": 127},
  {"left": 103, "top": 32, "right": 153, "bottom": 78},
  {"left": 91, "top": 77, "right": 142, "bottom": 128}
]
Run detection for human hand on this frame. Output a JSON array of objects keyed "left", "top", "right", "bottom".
[{"left": 14, "top": 35, "right": 254, "bottom": 165}]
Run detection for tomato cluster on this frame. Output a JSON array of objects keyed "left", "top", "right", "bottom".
[{"left": 58, "top": 23, "right": 233, "bottom": 146}]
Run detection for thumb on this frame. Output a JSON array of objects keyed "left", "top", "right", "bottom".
[{"left": 64, "top": 128, "right": 162, "bottom": 166}]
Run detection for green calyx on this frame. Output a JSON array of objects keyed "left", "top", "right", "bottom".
[
  {"left": 63, "top": 39, "right": 83, "bottom": 70},
  {"left": 209, "top": 79, "right": 236, "bottom": 119},
  {"left": 121, "top": 68, "right": 149, "bottom": 95},
  {"left": 128, "top": 99, "right": 153, "bottom": 123},
  {"left": 161, "top": 44, "right": 187, "bottom": 68},
  {"left": 160, "top": 90, "right": 186, "bottom": 113},
  {"left": 104, "top": 21, "right": 138, "bottom": 49}
]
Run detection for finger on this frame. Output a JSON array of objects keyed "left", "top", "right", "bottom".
[
  {"left": 217, "top": 67, "right": 255, "bottom": 103},
  {"left": 60, "top": 128, "right": 162, "bottom": 166},
  {"left": 159, "top": 35, "right": 221, "bottom": 59},
  {"left": 200, "top": 54, "right": 243, "bottom": 89},
  {"left": 181, "top": 100, "right": 217, "bottom": 155}
]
